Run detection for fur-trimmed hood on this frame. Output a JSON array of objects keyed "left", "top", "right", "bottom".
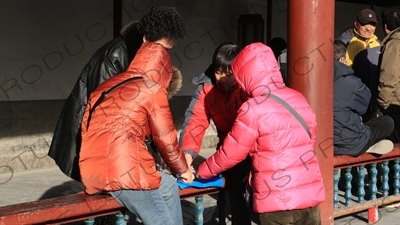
[{"left": 167, "top": 66, "right": 182, "bottom": 99}]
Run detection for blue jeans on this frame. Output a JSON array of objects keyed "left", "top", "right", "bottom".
[{"left": 109, "top": 172, "right": 183, "bottom": 225}]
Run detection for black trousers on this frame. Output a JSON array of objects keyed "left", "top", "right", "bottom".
[
  {"left": 223, "top": 157, "right": 252, "bottom": 225},
  {"left": 360, "top": 115, "right": 394, "bottom": 154},
  {"left": 259, "top": 205, "right": 321, "bottom": 225},
  {"left": 382, "top": 104, "right": 400, "bottom": 143}
]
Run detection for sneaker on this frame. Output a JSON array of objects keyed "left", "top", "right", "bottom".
[{"left": 366, "top": 140, "right": 394, "bottom": 155}]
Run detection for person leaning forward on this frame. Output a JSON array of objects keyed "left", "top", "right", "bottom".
[
  {"left": 197, "top": 42, "right": 325, "bottom": 225},
  {"left": 79, "top": 7, "right": 194, "bottom": 225},
  {"left": 179, "top": 42, "right": 253, "bottom": 225}
]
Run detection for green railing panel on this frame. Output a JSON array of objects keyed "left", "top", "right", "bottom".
[
  {"left": 382, "top": 161, "right": 390, "bottom": 197},
  {"left": 334, "top": 170, "right": 339, "bottom": 209},
  {"left": 369, "top": 163, "right": 378, "bottom": 200},
  {"left": 344, "top": 167, "right": 353, "bottom": 206},
  {"left": 357, "top": 165, "right": 365, "bottom": 203},
  {"left": 393, "top": 159, "right": 400, "bottom": 195},
  {"left": 195, "top": 196, "right": 204, "bottom": 225},
  {"left": 115, "top": 212, "right": 126, "bottom": 225},
  {"left": 84, "top": 218, "right": 95, "bottom": 225}
]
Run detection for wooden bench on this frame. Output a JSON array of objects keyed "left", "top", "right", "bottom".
[
  {"left": 1, "top": 144, "right": 399, "bottom": 225},
  {"left": 334, "top": 143, "right": 400, "bottom": 169},
  {"left": 0, "top": 181, "right": 226, "bottom": 225},
  {"left": 333, "top": 143, "right": 400, "bottom": 223}
]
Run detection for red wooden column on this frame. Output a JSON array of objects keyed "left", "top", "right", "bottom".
[{"left": 287, "top": 0, "right": 335, "bottom": 224}]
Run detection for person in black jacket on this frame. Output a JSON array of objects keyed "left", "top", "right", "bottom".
[
  {"left": 333, "top": 40, "right": 394, "bottom": 157},
  {"left": 48, "top": 6, "right": 187, "bottom": 182},
  {"left": 48, "top": 21, "right": 142, "bottom": 181}
]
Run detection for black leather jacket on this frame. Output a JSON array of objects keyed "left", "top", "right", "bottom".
[{"left": 48, "top": 22, "right": 142, "bottom": 181}]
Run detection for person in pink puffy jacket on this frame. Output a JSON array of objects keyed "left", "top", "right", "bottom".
[{"left": 197, "top": 42, "right": 325, "bottom": 225}]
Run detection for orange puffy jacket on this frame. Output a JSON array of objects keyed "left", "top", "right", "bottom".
[{"left": 79, "top": 42, "right": 188, "bottom": 194}]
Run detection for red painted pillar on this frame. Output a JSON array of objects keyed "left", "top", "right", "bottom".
[{"left": 287, "top": 0, "right": 334, "bottom": 224}]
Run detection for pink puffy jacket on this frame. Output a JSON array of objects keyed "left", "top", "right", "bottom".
[{"left": 197, "top": 42, "right": 325, "bottom": 213}]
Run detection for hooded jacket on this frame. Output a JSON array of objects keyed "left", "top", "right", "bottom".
[
  {"left": 48, "top": 22, "right": 143, "bottom": 181},
  {"left": 79, "top": 41, "right": 188, "bottom": 194},
  {"left": 197, "top": 42, "right": 325, "bottom": 213},
  {"left": 378, "top": 27, "right": 400, "bottom": 110},
  {"left": 179, "top": 65, "right": 247, "bottom": 158},
  {"left": 333, "top": 61, "right": 371, "bottom": 156}
]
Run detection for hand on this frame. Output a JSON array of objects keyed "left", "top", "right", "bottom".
[
  {"left": 185, "top": 154, "right": 193, "bottom": 169},
  {"left": 180, "top": 170, "right": 195, "bottom": 183}
]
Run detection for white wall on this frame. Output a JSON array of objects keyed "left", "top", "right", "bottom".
[{"left": 0, "top": 0, "right": 388, "bottom": 101}]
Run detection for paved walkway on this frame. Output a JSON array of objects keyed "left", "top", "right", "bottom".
[{"left": 0, "top": 148, "right": 399, "bottom": 224}]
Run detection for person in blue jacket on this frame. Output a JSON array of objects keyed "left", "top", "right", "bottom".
[{"left": 333, "top": 40, "right": 394, "bottom": 156}]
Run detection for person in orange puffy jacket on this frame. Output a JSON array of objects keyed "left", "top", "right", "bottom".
[{"left": 79, "top": 7, "right": 194, "bottom": 225}]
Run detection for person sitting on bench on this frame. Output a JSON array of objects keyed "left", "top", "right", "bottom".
[{"left": 333, "top": 39, "right": 394, "bottom": 157}]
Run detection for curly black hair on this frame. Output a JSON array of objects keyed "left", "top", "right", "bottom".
[{"left": 138, "top": 6, "right": 187, "bottom": 43}]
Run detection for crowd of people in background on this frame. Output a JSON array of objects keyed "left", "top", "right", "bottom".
[
  {"left": 273, "top": 6, "right": 400, "bottom": 157},
  {"left": 46, "top": 4, "right": 400, "bottom": 225}
]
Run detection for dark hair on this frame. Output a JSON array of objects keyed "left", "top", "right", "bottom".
[
  {"left": 269, "top": 37, "right": 287, "bottom": 59},
  {"left": 381, "top": 5, "right": 400, "bottom": 31},
  {"left": 333, "top": 40, "right": 346, "bottom": 61},
  {"left": 138, "top": 6, "right": 187, "bottom": 43},
  {"left": 212, "top": 42, "right": 242, "bottom": 73}
]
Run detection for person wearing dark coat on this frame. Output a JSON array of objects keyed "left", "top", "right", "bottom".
[
  {"left": 48, "top": 21, "right": 143, "bottom": 181},
  {"left": 333, "top": 40, "right": 394, "bottom": 157}
]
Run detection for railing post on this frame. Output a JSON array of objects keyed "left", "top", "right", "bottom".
[
  {"left": 194, "top": 196, "right": 204, "bottom": 225},
  {"left": 84, "top": 218, "right": 95, "bottom": 225},
  {"left": 344, "top": 167, "right": 353, "bottom": 207},
  {"left": 393, "top": 159, "right": 400, "bottom": 195},
  {"left": 115, "top": 212, "right": 126, "bottom": 225},
  {"left": 369, "top": 163, "right": 378, "bottom": 200},
  {"left": 333, "top": 170, "right": 339, "bottom": 209},
  {"left": 382, "top": 161, "right": 390, "bottom": 196},
  {"left": 357, "top": 165, "right": 366, "bottom": 203},
  {"left": 288, "top": 0, "right": 334, "bottom": 224}
]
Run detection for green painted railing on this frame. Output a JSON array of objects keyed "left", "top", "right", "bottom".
[{"left": 333, "top": 145, "right": 400, "bottom": 223}]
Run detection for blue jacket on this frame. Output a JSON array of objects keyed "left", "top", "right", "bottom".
[{"left": 333, "top": 61, "right": 371, "bottom": 156}]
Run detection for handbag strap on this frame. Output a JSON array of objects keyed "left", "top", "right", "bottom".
[
  {"left": 262, "top": 93, "right": 311, "bottom": 138},
  {"left": 86, "top": 76, "right": 142, "bottom": 129}
]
